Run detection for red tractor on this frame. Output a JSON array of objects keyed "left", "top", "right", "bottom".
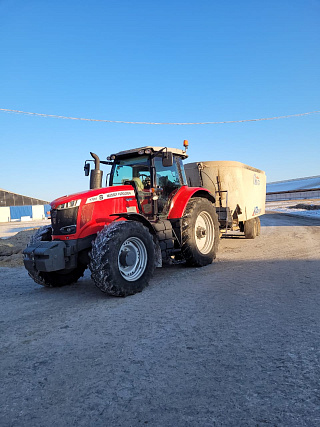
[{"left": 24, "top": 144, "right": 219, "bottom": 296}]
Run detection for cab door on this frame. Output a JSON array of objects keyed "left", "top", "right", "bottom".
[{"left": 153, "top": 155, "right": 186, "bottom": 216}]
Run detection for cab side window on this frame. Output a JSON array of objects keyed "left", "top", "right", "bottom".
[{"left": 154, "top": 156, "right": 180, "bottom": 189}]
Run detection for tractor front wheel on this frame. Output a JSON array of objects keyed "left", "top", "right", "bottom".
[
  {"left": 89, "top": 221, "right": 155, "bottom": 297},
  {"left": 181, "top": 197, "right": 219, "bottom": 267}
]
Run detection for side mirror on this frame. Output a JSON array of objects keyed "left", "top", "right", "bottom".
[
  {"left": 162, "top": 152, "right": 173, "bottom": 167},
  {"left": 84, "top": 162, "right": 90, "bottom": 176}
]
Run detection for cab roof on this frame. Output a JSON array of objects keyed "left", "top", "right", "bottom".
[{"left": 111, "top": 146, "right": 188, "bottom": 159}]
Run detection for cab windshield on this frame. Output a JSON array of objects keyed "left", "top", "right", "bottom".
[
  {"left": 111, "top": 156, "right": 151, "bottom": 189},
  {"left": 110, "top": 152, "right": 187, "bottom": 217}
]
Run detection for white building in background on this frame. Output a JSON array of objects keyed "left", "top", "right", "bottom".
[{"left": 0, "top": 188, "right": 50, "bottom": 223}]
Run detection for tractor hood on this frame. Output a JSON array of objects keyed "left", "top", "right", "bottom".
[
  {"left": 51, "top": 186, "right": 135, "bottom": 210},
  {"left": 50, "top": 185, "right": 138, "bottom": 240}
]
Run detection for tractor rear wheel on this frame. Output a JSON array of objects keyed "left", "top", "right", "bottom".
[
  {"left": 181, "top": 197, "right": 219, "bottom": 267},
  {"left": 26, "top": 225, "right": 86, "bottom": 287},
  {"left": 89, "top": 221, "right": 155, "bottom": 297}
]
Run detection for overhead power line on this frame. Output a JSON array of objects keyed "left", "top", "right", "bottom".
[{"left": 0, "top": 108, "right": 319, "bottom": 125}]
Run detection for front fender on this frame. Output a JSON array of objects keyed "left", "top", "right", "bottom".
[{"left": 167, "top": 186, "right": 215, "bottom": 219}]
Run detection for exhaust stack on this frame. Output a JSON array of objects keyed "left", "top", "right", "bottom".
[{"left": 90, "top": 152, "right": 103, "bottom": 190}]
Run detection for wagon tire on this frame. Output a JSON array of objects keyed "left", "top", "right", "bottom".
[
  {"left": 89, "top": 221, "right": 155, "bottom": 297},
  {"left": 25, "top": 225, "right": 86, "bottom": 287},
  {"left": 181, "top": 197, "right": 219, "bottom": 267},
  {"left": 244, "top": 218, "right": 257, "bottom": 239},
  {"left": 255, "top": 217, "right": 261, "bottom": 236}
]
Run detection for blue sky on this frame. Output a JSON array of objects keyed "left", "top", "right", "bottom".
[{"left": 1, "top": 0, "right": 319, "bottom": 201}]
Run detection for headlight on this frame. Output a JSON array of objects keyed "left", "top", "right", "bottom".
[{"left": 56, "top": 199, "right": 81, "bottom": 210}]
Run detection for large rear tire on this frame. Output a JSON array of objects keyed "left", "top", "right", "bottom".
[
  {"left": 89, "top": 221, "right": 155, "bottom": 297},
  {"left": 26, "top": 225, "right": 86, "bottom": 287},
  {"left": 181, "top": 197, "right": 219, "bottom": 267}
]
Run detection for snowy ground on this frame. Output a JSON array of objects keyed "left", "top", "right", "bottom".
[{"left": 266, "top": 199, "right": 320, "bottom": 219}]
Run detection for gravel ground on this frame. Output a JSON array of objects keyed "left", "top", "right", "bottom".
[
  {"left": 0, "top": 219, "right": 50, "bottom": 239},
  {"left": 0, "top": 219, "right": 51, "bottom": 268},
  {"left": 0, "top": 213, "right": 320, "bottom": 426}
]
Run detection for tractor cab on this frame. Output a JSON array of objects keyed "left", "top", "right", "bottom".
[{"left": 108, "top": 146, "right": 188, "bottom": 219}]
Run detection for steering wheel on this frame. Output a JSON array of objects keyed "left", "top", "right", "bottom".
[{"left": 139, "top": 174, "right": 149, "bottom": 180}]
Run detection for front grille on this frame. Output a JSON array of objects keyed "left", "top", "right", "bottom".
[{"left": 51, "top": 207, "right": 79, "bottom": 235}]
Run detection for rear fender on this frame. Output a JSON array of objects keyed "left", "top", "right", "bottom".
[{"left": 167, "top": 187, "right": 215, "bottom": 219}]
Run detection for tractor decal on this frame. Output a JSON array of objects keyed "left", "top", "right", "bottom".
[{"left": 86, "top": 190, "right": 135, "bottom": 204}]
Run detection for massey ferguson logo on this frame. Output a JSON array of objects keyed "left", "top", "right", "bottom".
[
  {"left": 253, "top": 174, "right": 260, "bottom": 185},
  {"left": 86, "top": 190, "right": 135, "bottom": 204}
]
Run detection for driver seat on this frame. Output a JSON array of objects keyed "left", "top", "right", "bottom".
[{"left": 132, "top": 177, "right": 144, "bottom": 191}]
